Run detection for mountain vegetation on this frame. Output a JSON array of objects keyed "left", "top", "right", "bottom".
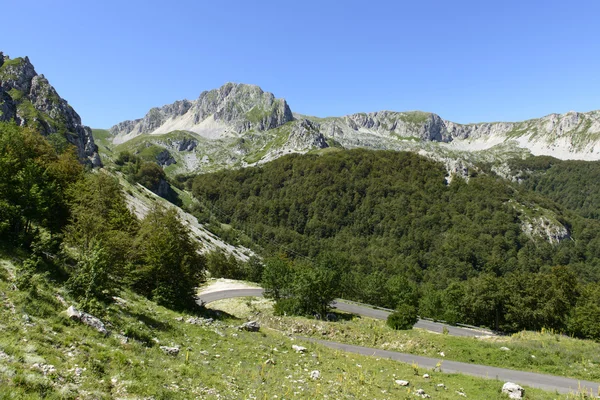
[
  {"left": 190, "top": 149, "right": 600, "bottom": 338},
  {"left": 491, "top": 156, "right": 600, "bottom": 220},
  {"left": 0, "top": 122, "right": 205, "bottom": 312}
]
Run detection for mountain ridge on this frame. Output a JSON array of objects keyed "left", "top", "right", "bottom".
[
  {"left": 104, "top": 83, "right": 600, "bottom": 175},
  {"left": 0, "top": 52, "right": 101, "bottom": 166}
]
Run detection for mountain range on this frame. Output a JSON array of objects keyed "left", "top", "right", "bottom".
[{"left": 102, "top": 82, "right": 600, "bottom": 176}]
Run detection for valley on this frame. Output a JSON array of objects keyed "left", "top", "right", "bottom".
[{"left": 1, "top": 50, "right": 600, "bottom": 399}]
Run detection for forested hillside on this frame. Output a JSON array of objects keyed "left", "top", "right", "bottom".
[
  {"left": 0, "top": 122, "right": 205, "bottom": 312},
  {"left": 191, "top": 149, "right": 600, "bottom": 337},
  {"left": 493, "top": 156, "right": 600, "bottom": 220}
]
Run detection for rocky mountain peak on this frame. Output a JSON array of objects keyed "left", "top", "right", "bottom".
[
  {"left": 0, "top": 53, "right": 101, "bottom": 167},
  {"left": 110, "top": 83, "right": 294, "bottom": 142}
]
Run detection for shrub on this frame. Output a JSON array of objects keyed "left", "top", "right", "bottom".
[{"left": 387, "top": 304, "right": 418, "bottom": 330}]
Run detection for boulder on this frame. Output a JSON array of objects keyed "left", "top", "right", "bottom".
[
  {"left": 160, "top": 346, "right": 180, "bottom": 356},
  {"left": 502, "top": 382, "right": 524, "bottom": 399},
  {"left": 239, "top": 321, "right": 260, "bottom": 332},
  {"left": 66, "top": 306, "right": 108, "bottom": 336}
]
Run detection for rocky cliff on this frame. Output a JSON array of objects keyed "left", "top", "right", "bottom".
[
  {"left": 319, "top": 109, "right": 600, "bottom": 159},
  {"left": 0, "top": 53, "right": 101, "bottom": 166}
]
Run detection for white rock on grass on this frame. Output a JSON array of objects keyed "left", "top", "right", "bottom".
[
  {"left": 502, "top": 382, "right": 525, "bottom": 399},
  {"left": 499, "top": 346, "right": 510, "bottom": 351},
  {"left": 292, "top": 345, "right": 307, "bottom": 353},
  {"left": 415, "top": 388, "right": 431, "bottom": 398},
  {"left": 395, "top": 379, "right": 409, "bottom": 386},
  {"left": 310, "top": 370, "right": 320, "bottom": 380},
  {"left": 66, "top": 306, "right": 108, "bottom": 336},
  {"left": 160, "top": 346, "right": 180, "bottom": 356},
  {"left": 422, "top": 373, "right": 430, "bottom": 379}
]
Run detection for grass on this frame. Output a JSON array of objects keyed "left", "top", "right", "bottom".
[
  {"left": 209, "top": 297, "right": 600, "bottom": 384},
  {"left": 0, "top": 261, "right": 579, "bottom": 399}
]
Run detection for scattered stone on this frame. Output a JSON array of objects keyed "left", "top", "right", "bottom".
[
  {"left": 186, "top": 317, "right": 213, "bottom": 325},
  {"left": 66, "top": 306, "right": 108, "bottom": 335},
  {"left": 31, "top": 363, "right": 56, "bottom": 375},
  {"left": 415, "top": 388, "right": 431, "bottom": 398},
  {"left": 395, "top": 379, "right": 410, "bottom": 386},
  {"left": 265, "top": 358, "right": 276, "bottom": 365},
  {"left": 174, "top": 316, "right": 184, "bottom": 322},
  {"left": 199, "top": 350, "right": 209, "bottom": 356},
  {"left": 456, "top": 391, "right": 467, "bottom": 397},
  {"left": 310, "top": 370, "right": 320, "bottom": 380},
  {"left": 499, "top": 346, "right": 510, "bottom": 351},
  {"left": 160, "top": 346, "right": 180, "bottom": 356},
  {"left": 437, "top": 383, "right": 446, "bottom": 389},
  {"left": 292, "top": 345, "right": 307, "bottom": 353},
  {"left": 502, "top": 382, "right": 524, "bottom": 399},
  {"left": 422, "top": 373, "right": 430, "bottom": 379},
  {"left": 74, "top": 367, "right": 85, "bottom": 376},
  {"left": 239, "top": 321, "right": 260, "bottom": 332},
  {"left": 439, "top": 351, "right": 445, "bottom": 357}
]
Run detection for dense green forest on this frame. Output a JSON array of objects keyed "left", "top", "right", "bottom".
[
  {"left": 191, "top": 149, "right": 600, "bottom": 337},
  {"left": 491, "top": 156, "right": 600, "bottom": 220},
  {"left": 0, "top": 122, "right": 205, "bottom": 312}
]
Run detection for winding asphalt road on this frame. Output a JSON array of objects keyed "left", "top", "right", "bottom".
[
  {"left": 198, "top": 288, "right": 600, "bottom": 395},
  {"left": 197, "top": 288, "right": 493, "bottom": 337}
]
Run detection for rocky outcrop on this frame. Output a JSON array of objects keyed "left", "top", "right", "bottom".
[
  {"left": 156, "top": 149, "right": 176, "bottom": 166},
  {"left": 0, "top": 87, "right": 16, "bottom": 121},
  {"left": 66, "top": 306, "right": 108, "bottom": 335},
  {"left": 287, "top": 119, "right": 328, "bottom": 149},
  {"left": 174, "top": 137, "right": 197, "bottom": 151},
  {"left": 110, "top": 83, "right": 293, "bottom": 141},
  {"left": 0, "top": 53, "right": 101, "bottom": 167},
  {"left": 239, "top": 321, "right": 260, "bottom": 332}
]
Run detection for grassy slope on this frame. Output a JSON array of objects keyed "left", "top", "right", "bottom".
[
  {"left": 0, "top": 260, "right": 568, "bottom": 399},
  {"left": 209, "top": 297, "right": 600, "bottom": 384}
]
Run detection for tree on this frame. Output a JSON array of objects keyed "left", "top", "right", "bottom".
[
  {"left": 568, "top": 284, "right": 600, "bottom": 340},
  {"left": 135, "top": 161, "right": 165, "bottom": 192},
  {"left": 290, "top": 261, "right": 340, "bottom": 317},
  {"left": 134, "top": 205, "right": 205, "bottom": 310},
  {"left": 64, "top": 173, "right": 137, "bottom": 308},
  {"left": 262, "top": 256, "right": 294, "bottom": 301},
  {"left": 387, "top": 304, "right": 418, "bottom": 330},
  {"left": 0, "top": 122, "right": 82, "bottom": 244}
]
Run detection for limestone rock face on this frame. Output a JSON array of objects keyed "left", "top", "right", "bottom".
[{"left": 0, "top": 52, "right": 101, "bottom": 167}]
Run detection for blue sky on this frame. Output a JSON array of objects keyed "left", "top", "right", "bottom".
[{"left": 3, "top": 0, "right": 600, "bottom": 128}]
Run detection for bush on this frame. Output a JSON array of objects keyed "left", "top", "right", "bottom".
[{"left": 387, "top": 304, "right": 418, "bottom": 330}]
